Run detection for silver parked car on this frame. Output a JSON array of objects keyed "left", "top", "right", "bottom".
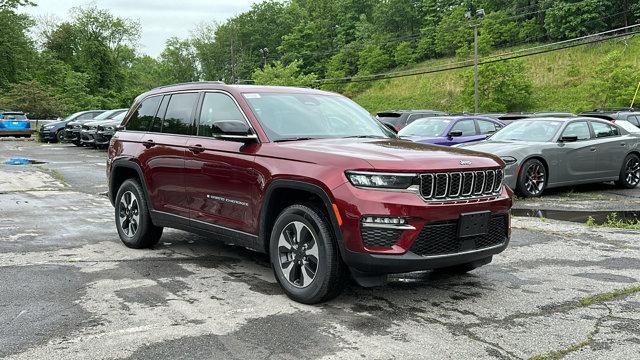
[{"left": 457, "top": 117, "right": 640, "bottom": 197}]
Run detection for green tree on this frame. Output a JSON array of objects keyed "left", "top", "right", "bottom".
[
  {"left": 394, "top": 42, "right": 415, "bottom": 67},
  {"left": 251, "top": 60, "right": 317, "bottom": 87},
  {"left": 0, "top": 9, "right": 36, "bottom": 89},
  {"left": 590, "top": 50, "right": 637, "bottom": 108},
  {"left": 357, "top": 44, "right": 392, "bottom": 75},
  {"left": 160, "top": 37, "right": 200, "bottom": 83},
  {"left": 462, "top": 60, "right": 533, "bottom": 112},
  {"left": 544, "top": 0, "right": 610, "bottom": 40},
  {"left": 0, "top": 80, "right": 63, "bottom": 118}
]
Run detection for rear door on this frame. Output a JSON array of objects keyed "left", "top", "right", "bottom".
[
  {"left": 138, "top": 92, "right": 199, "bottom": 218},
  {"left": 591, "top": 120, "right": 627, "bottom": 178},
  {"left": 185, "top": 92, "right": 261, "bottom": 239},
  {"left": 556, "top": 121, "right": 597, "bottom": 182}
]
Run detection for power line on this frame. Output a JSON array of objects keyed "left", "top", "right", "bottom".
[{"left": 313, "top": 24, "right": 640, "bottom": 85}]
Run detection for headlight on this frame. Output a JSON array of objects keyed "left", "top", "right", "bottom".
[
  {"left": 42, "top": 125, "right": 53, "bottom": 130},
  {"left": 501, "top": 156, "right": 517, "bottom": 165},
  {"left": 346, "top": 171, "right": 416, "bottom": 189}
]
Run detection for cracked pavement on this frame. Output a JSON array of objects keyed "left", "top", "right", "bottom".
[{"left": 1, "top": 140, "right": 639, "bottom": 359}]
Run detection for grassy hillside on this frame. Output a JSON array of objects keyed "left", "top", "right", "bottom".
[{"left": 352, "top": 36, "right": 640, "bottom": 114}]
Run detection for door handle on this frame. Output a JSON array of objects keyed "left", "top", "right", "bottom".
[
  {"left": 590, "top": 147, "right": 597, "bottom": 152},
  {"left": 621, "top": 143, "right": 626, "bottom": 146},
  {"left": 142, "top": 139, "right": 155, "bottom": 148},
  {"left": 189, "top": 144, "right": 205, "bottom": 153}
]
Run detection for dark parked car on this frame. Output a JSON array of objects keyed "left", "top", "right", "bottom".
[
  {"left": 107, "top": 82, "right": 512, "bottom": 304},
  {"left": 0, "top": 112, "right": 31, "bottom": 138},
  {"left": 66, "top": 109, "right": 122, "bottom": 146},
  {"left": 496, "top": 112, "right": 575, "bottom": 125},
  {"left": 579, "top": 108, "right": 640, "bottom": 126},
  {"left": 376, "top": 109, "right": 448, "bottom": 132},
  {"left": 458, "top": 117, "right": 640, "bottom": 197},
  {"left": 95, "top": 112, "right": 126, "bottom": 149},
  {"left": 398, "top": 116, "right": 505, "bottom": 146},
  {"left": 80, "top": 109, "right": 128, "bottom": 147},
  {"left": 40, "top": 110, "right": 106, "bottom": 143}
]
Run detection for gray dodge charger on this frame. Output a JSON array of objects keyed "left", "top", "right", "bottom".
[{"left": 457, "top": 117, "right": 640, "bottom": 197}]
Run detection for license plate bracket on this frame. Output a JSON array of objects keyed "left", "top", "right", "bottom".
[{"left": 458, "top": 211, "right": 491, "bottom": 238}]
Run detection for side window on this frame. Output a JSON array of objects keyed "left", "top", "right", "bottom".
[
  {"left": 627, "top": 115, "right": 640, "bottom": 127},
  {"left": 406, "top": 114, "right": 427, "bottom": 125},
  {"left": 149, "top": 95, "right": 169, "bottom": 133},
  {"left": 126, "top": 96, "right": 161, "bottom": 131},
  {"left": 78, "top": 112, "right": 95, "bottom": 120},
  {"left": 591, "top": 121, "right": 619, "bottom": 138},
  {"left": 562, "top": 121, "right": 591, "bottom": 140},
  {"left": 162, "top": 93, "right": 199, "bottom": 135},
  {"left": 451, "top": 119, "right": 476, "bottom": 136},
  {"left": 198, "top": 92, "right": 247, "bottom": 137},
  {"left": 477, "top": 120, "right": 499, "bottom": 135}
]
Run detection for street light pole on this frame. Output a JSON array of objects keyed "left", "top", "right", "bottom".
[{"left": 473, "top": 25, "right": 479, "bottom": 114}]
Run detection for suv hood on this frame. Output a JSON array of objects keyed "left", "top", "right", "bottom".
[{"left": 273, "top": 138, "right": 503, "bottom": 171}]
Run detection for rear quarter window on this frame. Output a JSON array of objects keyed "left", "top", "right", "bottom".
[{"left": 126, "top": 96, "right": 162, "bottom": 131}]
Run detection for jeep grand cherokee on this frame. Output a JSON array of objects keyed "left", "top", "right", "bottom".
[{"left": 107, "top": 82, "right": 513, "bottom": 304}]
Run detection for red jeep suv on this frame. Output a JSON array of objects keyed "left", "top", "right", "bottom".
[{"left": 107, "top": 82, "right": 513, "bottom": 303}]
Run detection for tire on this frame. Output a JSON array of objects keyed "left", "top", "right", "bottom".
[
  {"left": 433, "top": 256, "right": 493, "bottom": 275},
  {"left": 54, "top": 130, "right": 63, "bottom": 143},
  {"left": 115, "top": 179, "right": 163, "bottom": 249},
  {"left": 269, "top": 204, "right": 348, "bottom": 304},
  {"left": 616, "top": 153, "right": 640, "bottom": 189},
  {"left": 516, "top": 158, "right": 547, "bottom": 197}
]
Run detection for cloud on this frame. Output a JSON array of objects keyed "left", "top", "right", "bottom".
[{"left": 21, "top": 0, "right": 259, "bottom": 57}]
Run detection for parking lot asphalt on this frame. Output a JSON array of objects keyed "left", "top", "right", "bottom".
[{"left": 1, "top": 139, "right": 639, "bottom": 359}]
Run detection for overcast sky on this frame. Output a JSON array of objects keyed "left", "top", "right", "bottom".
[{"left": 21, "top": 0, "right": 260, "bottom": 57}]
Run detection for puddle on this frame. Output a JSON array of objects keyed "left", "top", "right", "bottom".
[
  {"left": 512, "top": 208, "right": 640, "bottom": 224},
  {"left": 4, "top": 158, "right": 47, "bottom": 165}
]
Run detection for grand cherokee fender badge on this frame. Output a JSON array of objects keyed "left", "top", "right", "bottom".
[
  {"left": 206, "top": 194, "right": 249, "bottom": 207},
  {"left": 459, "top": 160, "right": 473, "bottom": 166}
]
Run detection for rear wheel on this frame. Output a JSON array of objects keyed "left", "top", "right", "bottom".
[
  {"left": 616, "top": 153, "right": 640, "bottom": 189},
  {"left": 269, "top": 204, "right": 347, "bottom": 304},
  {"left": 54, "top": 129, "right": 63, "bottom": 143},
  {"left": 517, "top": 159, "right": 547, "bottom": 197},
  {"left": 115, "top": 179, "right": 163, "bottom": 249}
]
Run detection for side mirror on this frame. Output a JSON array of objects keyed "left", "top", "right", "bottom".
[
  {"left": 560, "top": 135, "right": 578, "bottom": 142},
  {"left": 212, "top": 120, "right": 258, "bottom": 143},
  {"left": 448, "top": 130, "right": 463, "bottom": 138}
]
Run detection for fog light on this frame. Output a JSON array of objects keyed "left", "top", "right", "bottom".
[{"left": 363, "top": 216, "right": 406, "bottom": 225}]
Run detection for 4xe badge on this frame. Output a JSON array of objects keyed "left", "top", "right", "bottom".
[{"left": 459, "top": 160, "right": 473, "bottom": 166}]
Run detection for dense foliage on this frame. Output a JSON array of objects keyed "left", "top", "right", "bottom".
[{"left": 0, "top": 0, "right": 638, "bottom": 117}]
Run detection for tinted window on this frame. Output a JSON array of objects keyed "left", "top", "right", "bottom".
[
  {"left": 562, "top": 121, "right": 591, "bottom": 140},
  {"left": 198, "top": 93, "right": 246, "bottom": 137},
  {"left": 78, "top": 112, "right": 97, "bottom": 120},
  {"left": 376, "top": 113, "right": 404, "bottom": 127},
  {"left": 477, "top": 120, "right": 500, "bottom": 135},
  {"left": 451, "top": 119, "right": 476, "bottom": 136},
  {"left": 162, "top": 93, "right": 198, "bottom": 135},
  {"left": 406, "top": 114, "right": 430, "bottom": 125},
  {"left": 127, "top": 97, "right": 161, "bottom": 131},
  {"left": 150, "top": 96, "right": 169, "bottom": 133},
  {"left": 591, "top": 121, "right": 619, "bottom": 138}
]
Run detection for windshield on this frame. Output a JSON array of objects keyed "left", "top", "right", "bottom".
[
  {"left": 1, "top": 114, "right": 27, "bottom": 120},
  {"left": 93, "top": 109, "right": 125, "bottom": 120},
  {"left": 491, "top": 120, "right": 563, "bottom": 142},
  {"left": 398, "top": 117, "right": 452, "bottom": 137},
  {"left": 243, "top": 93, "right": 394, "bottom": 141}
]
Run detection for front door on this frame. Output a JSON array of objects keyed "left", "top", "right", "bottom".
[
  {"left": 447, "top": 119, "right": 479, "bottom": 145},
  {"left": 185, "top": 92, "right": 261, "bottom": 237},
  {"left": 555, "top": 121, "right": 597, "bottom": 182}
]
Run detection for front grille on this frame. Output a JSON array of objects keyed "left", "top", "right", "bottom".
[
  {"left": 420, "top": 169, "right": 503, "bottom": 201},
  {"left": 361, "top": 227, "right": 403, "bottom": 247},
  {"left": 410, "top": 215, "right": 508, "bottom": 256}
]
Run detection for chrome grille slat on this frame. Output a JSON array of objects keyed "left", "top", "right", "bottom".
[{"left": 419, "top": 169, "right": 503, "bottom": 202}]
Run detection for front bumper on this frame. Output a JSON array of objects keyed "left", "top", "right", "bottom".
[
  {"left": 332, "top": 181, "right": 513, "bottom": 274},
  {"left": 80, "top": 130, "right": 97, "bottom": 144},
  {"left": 503, "top": 163, "right": 518, "bottom": 190},
  {"left": 0, "top": 130, "right": 32, "bottom": 136},
  {"left": 95, "top": 131, "right": 115, "bottom": 145},
  {"left": 64, "top": 128, "right": 81, "bottom": 142}
]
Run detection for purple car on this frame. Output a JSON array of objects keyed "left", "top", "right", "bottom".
[{"left": 398, "top": 116, "right": 505, "bottom": 146}]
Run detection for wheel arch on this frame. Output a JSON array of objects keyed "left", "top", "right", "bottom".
[
  {"left": 108, "top": 159, "right": 152, "bottom": 211},
  {"left": 259, "top": 180, "right": 344, "bottom": 256}
]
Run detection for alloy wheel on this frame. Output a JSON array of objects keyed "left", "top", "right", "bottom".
[
  {"left": 524, "top": 163, "right": 545, "bottom": 195},
  {"left": 625, "top": 157, "right": 640, "bottom": 186},
  {"left": 118, "top": 191, "right": 140, "bottom": 238},
  {"left": 277, "top": 221, "right": 319, "bottom": 288}
]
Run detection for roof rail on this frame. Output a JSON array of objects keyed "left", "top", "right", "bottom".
[
  {"left": 591, "top": 107, "right": 636, "bottom": 112},
  {"left": 152, "top": 81, "right": 225, "bottom": 91}
]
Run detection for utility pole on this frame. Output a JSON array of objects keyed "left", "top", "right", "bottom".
[
  {"left": 259, "top": 48, "right": 269, "bottom": 69},
  {"left": 466, "top": 8, "right": 485, "bottom": 114}
]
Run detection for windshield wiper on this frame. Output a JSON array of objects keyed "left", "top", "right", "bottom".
[
  {"left": 274, "top": 137, "right": 317, "bottom": 142},
  {"left": 343, "top": 135, "right": 389, "bottom": 139}
]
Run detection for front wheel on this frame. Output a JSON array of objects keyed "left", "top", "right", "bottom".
[
  {"left": 115, "top": 179, "right": 163, "bottom": 248},
  {"left": 517, "top": 159, "right": 547, "bottom": 197},
  {"left": 269, "top": 204, "right": 347, "bottom": 304},
  {"left": 616, "top": 153, "right": 640, "bottom": 189}
]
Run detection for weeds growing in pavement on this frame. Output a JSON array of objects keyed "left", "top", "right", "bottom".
[
  {"left": 576, "top": 284, "right": 640, "bottom": 308},
  {"left": 586, "top": 213, "right": 640, "bottom": 230}
]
